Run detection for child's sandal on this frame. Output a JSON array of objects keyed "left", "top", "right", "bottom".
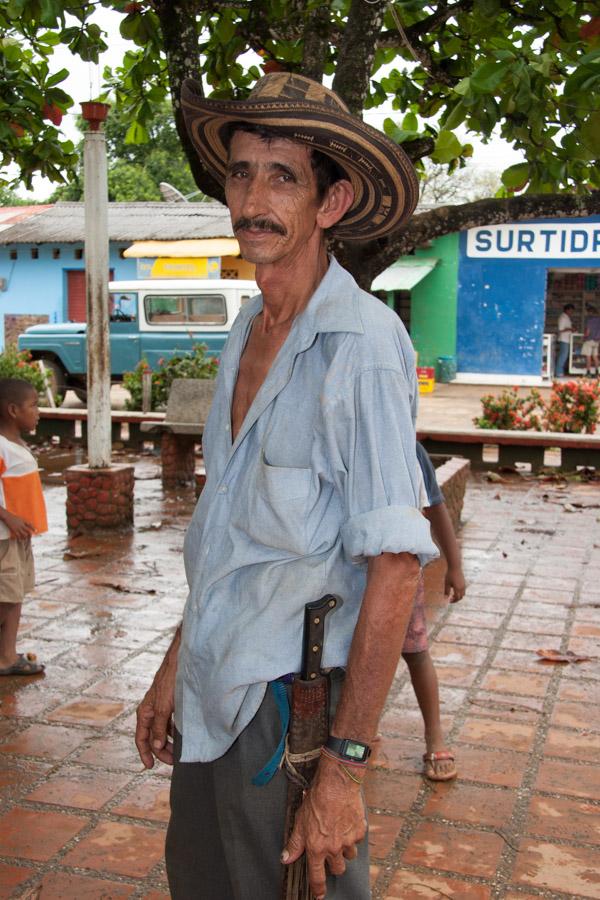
[
  {"left": 0, "top": 652, "right": 45, "bottom": 676},
  {"left": 423, "top": 749, "right": 457, "bottom": 781}
]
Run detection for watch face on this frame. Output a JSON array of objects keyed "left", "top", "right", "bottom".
[{"left": 345, "top": 740, "right": 368, "bottom": 761}]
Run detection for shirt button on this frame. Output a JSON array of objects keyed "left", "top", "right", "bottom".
[
  {"left": 224, "top": 423, "right": 230, "bottom": 431},
  {"left": 219, "top": 485, "right": 228, "bottom": 494}
]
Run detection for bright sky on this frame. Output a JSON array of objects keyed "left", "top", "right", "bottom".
[{"left": 13, "top": 7, "right": 522, "bottom": 201}]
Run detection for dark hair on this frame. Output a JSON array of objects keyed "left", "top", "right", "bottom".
[
  {"left": 223, "top": 121, "right": 346, "bottom": 202},
  {"left": 0, "top": 378, "right": 37, "bottom": 417},
  {"left": 564, "top": 303, "right": 575, "bottom": 312}
]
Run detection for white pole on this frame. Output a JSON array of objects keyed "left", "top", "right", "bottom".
[{"left": 84, "top": 128, "right": 112, "bottom": 468}]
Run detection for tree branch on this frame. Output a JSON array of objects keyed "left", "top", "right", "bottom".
[
  {"left": 154, "top": 0, "right": 225, "bottom": 201},
  {"left": 332, "top": 0, "right": 387, "bottom": 116},
  {"left": 334, "top": 191, "right": 600, "bottom": 288}
]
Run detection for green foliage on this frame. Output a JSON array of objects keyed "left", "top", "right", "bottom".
[
  {"left": 474, "top": 387, "right": 543, "bottom": 431},
  {"left": 0, "top": 347, "right": 48, "bottom": 395},
  {"left": 123, "top": 344, "right": 218, "bottom": 411},
  {"left": 1, "top": 1, "right": 599, "bottom": 199},
  {"left": 49, "top": 102, "right": 198, "bottom": 201},
  {"left": 475, "top": 381, "right": 600, "bottom": 433},
  {"left": 0, "top": 184, "right": 32, "bottom": 205}
]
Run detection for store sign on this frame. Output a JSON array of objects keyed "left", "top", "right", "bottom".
[
  {"left": 136, "top": 257, "right": 221, "bottom": 278},
  {"left": 466, "top": 223, "right": 600, "bottom": 259}
]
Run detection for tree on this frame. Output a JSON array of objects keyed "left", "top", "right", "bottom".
[
  {"left": 0, "top": 184, "right": 32, "bottom": 205},
  {"left": 2, "top": 1, "right": 600, "bottom": 285},
  {"left": 48, "top": 101, "right": 199, "bottom": 201},
  {"left": 419, "top": 161, "right": 502, "bottom": 205}
]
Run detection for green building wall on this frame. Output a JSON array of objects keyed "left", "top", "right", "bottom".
[{"left": 410, "top": 233, "right": 459, "bottom": 370}]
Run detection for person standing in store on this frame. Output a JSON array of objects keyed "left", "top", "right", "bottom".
[{"left": 556, "top": 303, "right": 575, "bottom": 377}]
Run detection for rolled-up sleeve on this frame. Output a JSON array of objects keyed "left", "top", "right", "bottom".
[{"left": 331, "top": 366, "right": 439, "bottom": 566}]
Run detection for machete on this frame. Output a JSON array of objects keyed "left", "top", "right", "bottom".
[{"left": 281, "top": 593, "right": 341, "bottom": 900}]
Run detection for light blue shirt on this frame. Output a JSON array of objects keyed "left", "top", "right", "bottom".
[{"left": 177, "top": 257, "right": 438, "bottom": 762}]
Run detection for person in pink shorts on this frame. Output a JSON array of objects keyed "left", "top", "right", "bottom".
[{"left": 402, "top": 443, "right": 466, "bottom": 780}]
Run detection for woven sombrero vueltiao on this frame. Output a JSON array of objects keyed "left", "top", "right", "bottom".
[{"left": 180, "top": 72, "right": 419, "bottom": 242}]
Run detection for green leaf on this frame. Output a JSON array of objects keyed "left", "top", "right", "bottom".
[
  {"left": 501, "top": 162, "right": 530, "bottom": 189},
  {"left": 402, "top": 111, "right": 418, "bottom": 131},
  {"left": 46, "top": 67, "right": 69, "bottom": 87},
  {"left": 431, "top": 130, "right": 463, "bottom": 164},
  {"left": 444, "top": 100, "right": 467, "bottom": 130},
  {"left": 470, "top": 60, "right": 510, "bottom": 92},
  {"left": 125, "top": 121, "right": 149, "bottom": 144},
  {"left": 581, "top": 111, "right": 600, "bottom": 155}
]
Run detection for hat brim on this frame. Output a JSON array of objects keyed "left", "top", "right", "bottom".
[{"left": 181, "top": 79, "right": 419, "bottom": 242}]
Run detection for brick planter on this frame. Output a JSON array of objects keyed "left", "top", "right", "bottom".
[
  {"left": 161, "top": 433, "right": 196, "bottom": 486},
  {"left": 65, "top": 464, "right": 134, "bottom": 531},
  {"left": 432, "top": 455, "right": 470, "bottom": 532}
]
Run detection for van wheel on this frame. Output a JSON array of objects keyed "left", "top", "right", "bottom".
[
  {"left": 39, "top": 358, "right": 66, "bottom": 406},
  {"left": 73, "top": 387, "right": 87, "bottom": 404}
]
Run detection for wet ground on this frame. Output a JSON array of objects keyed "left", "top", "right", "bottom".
[{"left": 0, "top": 450, "right": 599, "bottom": 899}]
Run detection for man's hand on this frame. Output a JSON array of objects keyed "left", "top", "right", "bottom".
[
  {"left": 444, "top": 566, "right": 466, "bottom": 602},
  {"left": 0, "top": 510, "right": 35, "bottom": 540},
  {"left": 281, "top": 755, "right": 367, "bottom": 900},
  {"left": 135, "top": 626, "right": 181, "bottom": 768}
]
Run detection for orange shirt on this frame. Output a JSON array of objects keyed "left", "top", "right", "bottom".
[{"left": 0, "top": 435, "right": 48, "bottom": 539}]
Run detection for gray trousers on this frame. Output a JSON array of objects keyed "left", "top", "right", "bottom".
[{"left": 166, "top": 670, "right": 371, "bottom": 899}]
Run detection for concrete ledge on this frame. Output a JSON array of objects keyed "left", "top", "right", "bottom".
[
  {"left": 418, "top": 427, "right": 600, "bottom": 472},
  {"left": 431, "top": 455, "right": 470, "bottom": 531}
]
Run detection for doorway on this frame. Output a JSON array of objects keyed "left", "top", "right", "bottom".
[{"left": 544, "top": 269, "right": 600, "bottom": 375}]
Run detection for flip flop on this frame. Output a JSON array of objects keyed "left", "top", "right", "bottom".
[
  {"left": 0, "top": 652, "right": 45, "bottom": 676},
  {"left": 423, "top": 749, "right": 457, "bottom": 782}
]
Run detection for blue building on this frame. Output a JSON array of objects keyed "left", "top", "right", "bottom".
[
  {"left": 456, "top": 216, "right": 600, "bottom": 382},
  {"left": 0, "top": 201, "right": 236, "bottom": 350}
]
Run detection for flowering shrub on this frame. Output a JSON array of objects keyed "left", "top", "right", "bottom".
[
  {"left": 0, "top": 347, "right": 48, "bottom": 395},
  {"left": 543, "top": 380, "right": 600, "bottom": 434},
  {"left": 473, "top": 387, "right": 543, "bottom": 431},
  {"left": 475, "top": 381, "right": 600, "bottom": 433},
  {"left": 123, "top": 344, "right": 219, "bottom": 411}
]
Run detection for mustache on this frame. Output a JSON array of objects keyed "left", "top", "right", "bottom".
[{"left": 233, "top": 216, "right": 287, "bottom": 236}]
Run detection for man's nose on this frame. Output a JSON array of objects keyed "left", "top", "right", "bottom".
[{"left": 240, "top": 175, "right": 266, "bottom": 217}]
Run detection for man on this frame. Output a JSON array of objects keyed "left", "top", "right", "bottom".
[
  {"left": 582, "top": 304, "right": 600, "bottom": 377},
  {"left": 135, "top": 73, "right": 437, "bottom": 900},
  {"left": 556, "top": 303, "right": 575, "bottom": 376}
]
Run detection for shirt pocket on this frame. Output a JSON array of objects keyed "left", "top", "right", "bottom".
[{"left": 249, "top": 457, "right": 313, "bottom": 556}]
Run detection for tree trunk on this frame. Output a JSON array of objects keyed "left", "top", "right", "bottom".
[{"left": 155, "top": 0, "right": 225, "bottom": 203}]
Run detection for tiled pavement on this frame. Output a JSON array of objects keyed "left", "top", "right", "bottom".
[{"left": 0, "top": 456, "right": 599, "bottom": 899}]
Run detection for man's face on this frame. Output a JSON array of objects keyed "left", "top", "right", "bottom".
[{"left": 225, "top": 131, "right": 323, "bottom": 266}]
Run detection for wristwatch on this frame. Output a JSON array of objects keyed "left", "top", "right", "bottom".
[{"left": 325, "top": 735, "right": 371, "bottom": 764}]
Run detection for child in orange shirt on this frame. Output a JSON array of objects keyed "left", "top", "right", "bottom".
[{"left": 0, "top": 378, "right": 48, "bottom": 675}]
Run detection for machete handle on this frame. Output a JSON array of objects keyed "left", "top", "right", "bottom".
[{"left": 301, "top": 594, "right": 341, "bottom": 681}]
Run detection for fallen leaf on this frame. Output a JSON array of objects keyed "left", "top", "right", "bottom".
[
  {"left": 486, "top": 471, "right": 505, "bottom": 483},
  {"left": 63, "top": 549, "right": 104, "bottom": 560},
  {"left": 563, "top": 503, "right": 578, "bottom": 513},
  {"left": 493, "top": 492, "right": 502, "bottom": 500},
  {"left": 89, "top": 579, "right": 156, "bottom": 595},
  {"left": 536, "top": 648, "right": 591, "bottom": 664}
]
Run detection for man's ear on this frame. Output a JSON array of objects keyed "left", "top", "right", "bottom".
[{"left": 316, "top": 179, "right": 354, "bottom": 230}]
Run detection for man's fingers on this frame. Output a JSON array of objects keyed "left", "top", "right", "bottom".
[
  {"left": 326, "top": 853, "right": 346, "bottom": 876},
  {"left": 281, "top": 824, "right": 305, "bottom": 865},
  {"left": 135, "top": 715, "right": 155, "bottom": 769},
  {"left": 306, "top": 852, "right": 327, "bottom": 900},
  {"left": 150, "top": 706, "right": 172, "bottom": 750}
]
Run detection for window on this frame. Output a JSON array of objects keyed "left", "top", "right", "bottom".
[
  {"left": 144, "top": 294, "right": 227, "bottom": 326},
  {"left": 109, "top": 292, "right": 137, "bottom": 322},
  {"left": 31, "top": 248, "right": 39, "bottom": 259},
  {"left": 74, "top": 248, "right": 84, "bottom": 260}
]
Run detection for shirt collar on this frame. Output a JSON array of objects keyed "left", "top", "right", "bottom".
[{"left": 236, "top": 256, "right": 364, "bottom": 340}]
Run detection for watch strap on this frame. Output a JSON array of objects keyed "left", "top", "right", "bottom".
[{"left": 325, "top": 735, "right": 371, "bottom": 763}]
